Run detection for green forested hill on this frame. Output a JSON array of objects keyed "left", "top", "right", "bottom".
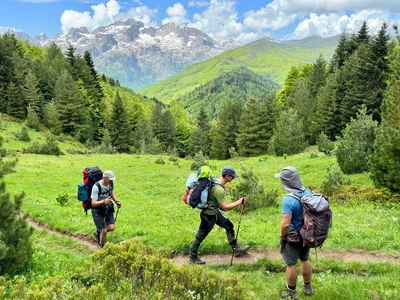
[
  {"left": 179, "top": 67, "right": 280, "bottom": 121},
  {"left": 139, "top": 35, "right": 340, "bottom": 103}
]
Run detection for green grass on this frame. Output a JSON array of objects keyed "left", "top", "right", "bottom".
[{"left": 2, "top": 121, "right": 400, "bottom": 299}]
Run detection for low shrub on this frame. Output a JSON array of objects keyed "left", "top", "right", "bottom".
[
  {"left": 231, "top": 164, "right": 279, "bottom": 211},
  {"left": 332, "top": 184, "right": 400, "bottom": 208}
]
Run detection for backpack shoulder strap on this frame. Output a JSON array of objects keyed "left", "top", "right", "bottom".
[
  {"left": 96, "top": 181, "right": 113, "bottom": 196},
  {"left": 287, "top": 192, "right": 301, "bottom": 201},
  {"left": 211, "top": 181, "right": 226, "bottom": 191}
]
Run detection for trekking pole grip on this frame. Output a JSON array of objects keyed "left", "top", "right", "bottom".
[{"left": 241, "top": 194, "right": 247, "bottom": 212}]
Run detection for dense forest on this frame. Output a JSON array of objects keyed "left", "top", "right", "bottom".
[{"left": 1, "top": 21, "right": 400, "bottom": 192}]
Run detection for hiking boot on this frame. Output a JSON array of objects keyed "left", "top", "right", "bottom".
[
  {"left": 234, "top": 245, "right": 250, "bottom": 257},
  {"left": 280, "top": 288, "right": 300, "bottom": 300},
  {"left": 93, "top": 230, "right": 100, "bottom": 244},
  {"left": 188, "top": 256, "right": 206, "bottom": 265},
  {"left": 303, "top": 283, "right": 313, "bottom": 296}
]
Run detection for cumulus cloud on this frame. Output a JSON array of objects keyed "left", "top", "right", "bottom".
[
  {"left": 162, "top": 3, "right": 188, "bottom": 25},
  {"left": 58, "top": 0, "right": 400, "bottom": 43},
  {"left": 60, "top": 0, "right": 157, "bottom": 34},
  {"left": 284, "top": 9, "right": 392, "bottom": 40},
  {"left": 186, "top": 0, "right": 250, "bottom": 41}
]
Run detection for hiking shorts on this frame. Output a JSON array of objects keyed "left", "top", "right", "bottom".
[
  {"left": 282, "top": 241, "right": 310, "bottom": 265},
  {"left": 92, "top": 210, "right": 115, "bottom": 231}
]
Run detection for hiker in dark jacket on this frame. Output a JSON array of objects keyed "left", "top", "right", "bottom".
[
  {"left": 275, "top": 166, "right": 313, "bottom": 299},
  {"left": 91, "top": 170, "right": 122, "bottom": 247},
  {"left": 189, "top": 166, "right": 250, "bottom": 264}
]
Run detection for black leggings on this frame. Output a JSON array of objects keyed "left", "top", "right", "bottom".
[{"left": 196, "top": 210, "right": 235, "bottom": 244}]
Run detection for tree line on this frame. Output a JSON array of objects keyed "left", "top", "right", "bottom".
[{"left": 1, "top": 21, "right": 400, "bottom": 193}]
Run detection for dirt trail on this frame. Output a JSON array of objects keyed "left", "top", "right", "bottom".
[{"left": 27, "top": 217, "right": 400, "bottom": 265}]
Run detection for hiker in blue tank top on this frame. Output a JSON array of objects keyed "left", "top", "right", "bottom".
[
  {"left": 275, "top": 166, "right": 313, "bottom": 299},
  {"left": 188, "top": 166, "right": 250, "bottom": 265}
]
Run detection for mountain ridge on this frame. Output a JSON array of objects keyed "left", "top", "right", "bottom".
[{"left": 12, "top": 18, "right": 240, "bottom": 91}]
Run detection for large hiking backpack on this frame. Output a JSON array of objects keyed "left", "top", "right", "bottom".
[
  {"left": 77, "top": 166, "right": 105, "bottom": 213},
  {"left": 182, "top": 166, "right": 217, "bottom": 209},
  {"left": 290, "top": 191, "right": 332, "bottom": 248}
]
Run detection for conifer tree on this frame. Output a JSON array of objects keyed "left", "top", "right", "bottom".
[
  {"left": 44, "top": 101, "right": 62, "bottom": 135},
  {"left": 132, "top": 118, "right": 153, "bottom": 153},
  {"left": 158, "top": 109, "right": 177, "bottom": 152},
  {"left": 369, "top": 22, "right": 391, "bottom": 123},
  {"left": 269, "top": 108, "right": 307, "bottom": 156},
  {"left": 53, "top": 71, "right": 88, "bottom": 139},
  {"left": 0, "top": 137, "right": 33, "bottom": 275},
  {"left": 311, "top": 72, "right": 338, "bottom": 141},
  {"left": 109, "top": 91, "right": 132, "bottom": 153},
  {"left": 22, "top": 70, "right": 43, "bottom": 116},
  {"left": 151, "top": 103, "right": 164, "bottom": 140},
  {"left": 169, "top": 102, "right": 191, "bottom": 157},
  {"left": 188, "top": 107, "right": 212, "bottom": 156},
  {"left": 6, "top": 81, "right": 25, "bottom": 119},
  {"left": 0, "top": 33, "right": 21, "bottom": 113},
  {"left": 369, "top": 43, "right": 400, "bottom": 192},
  {"left": 236, "top": 96, "right": 276, "bottom": 156},
  {"left": 210, "top": 97, "right": 244, "bottom": 159},
  {"left": 336, "top": 106, "right": 377, "bottom": 174}
]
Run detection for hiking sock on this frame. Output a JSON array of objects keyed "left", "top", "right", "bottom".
[
  {"left": 287, "top": 284, "right": 296, "bottom": 290},
  {"left": 304, "top": 282, "right": 311, "bottom": 286}
]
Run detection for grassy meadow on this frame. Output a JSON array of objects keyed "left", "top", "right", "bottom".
[{"left": 2, "top": 120, "right": 400, "bottom": 299}]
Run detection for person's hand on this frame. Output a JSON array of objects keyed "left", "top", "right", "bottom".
[
  {"left": 241, "top": 195, "right": 248, "bottom": 204},
  {"left": 115, "top": 200, "right": 122, "bottom": 208},
  {"left": 104, "top": 197, "right": 111, "bottom": 205}
]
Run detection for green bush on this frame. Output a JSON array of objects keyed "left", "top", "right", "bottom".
[
  {"left": 75, "top": 240, "right": 249, "bottom": 299},
  {"left": 230, "top": 164, "right": 279, "bottom": 211},
  {"left": 56, "top": 192, "right": 69, "bottom": 206},
  {"left": 22, "top": 133, "right": 62, "bottom": 156},
  {"left": 14, "top": 126, "right": 31, "bottom": 142},
  {"left": 332, "top": 184, "right": 400, "bottom": 207},
  {"left": 321, "top": 164, "right": 351, "bottom": 196},
  {"left": 317, "top": 131, "right": 335, "bottom": 155},
  {"left": 335, "top": 107, "right": 377, "bottom": 174},
  {"left": 190, "top": 151, "right": 210, "bottom": 171}
]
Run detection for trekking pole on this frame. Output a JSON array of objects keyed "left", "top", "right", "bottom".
[
  {"left": 115, "top": 206, "right": 120, "bottom": 224},
  {"left": 230, "top": 194, "right": 246, "bottom": 266}
]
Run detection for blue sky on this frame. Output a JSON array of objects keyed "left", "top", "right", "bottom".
[{"left": 1, "top": 0, "right": 400, "bottom": 44}]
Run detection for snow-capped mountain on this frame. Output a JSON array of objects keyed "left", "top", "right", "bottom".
[{"left": 21, "top": 19, "right": 240, "bottom": 91}]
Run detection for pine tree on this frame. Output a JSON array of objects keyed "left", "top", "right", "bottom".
[
  {"left": 369, "top": 22, "right": 392, "bottom": 123},
  {"left": 0, "top": 33, "right": 22, "bottom": 113},
  {"left": 151, "top": 104, "right": 164, "bottom": 141},
  {"left": 311, "top": 72, "right": 339, "bottom": 140},
  {"left": 44, "top": 100, "right": 62, "bottom": 134},
  {"left": 369, "top": 43, "right": 400, "bottom": 192},
  {"left": 53, "top": 71, "right": 88, "bottom": 139},
  {"left": 0, "top": 138, "right": 33, "bottom": 275},
  {"left": 6, "top": 81, "right": 25, "bottom": 119},
  {"left": 339, "top": 44, "right": 380, "bottom": 129},
  {"left": 335, "top": 106, "right": 377, "bottom": 174},
  {"left": 22, "top": 70, "right": 43, "bottom": 116},
  {"left": 109, "top": 91, "right": 132, "bottom": 153},
  {"left": 210, "top": 97, "right": 244, "bottom": 159},
  {"left": 158, "top": 109, "right": 177, "bottom": 152},
  {"left": 188, "top": 107, "right": 212, "bottom": 156},
  {"left": 269, "top": 108, "right": 307, "bottom": 156},
  {"left": 236, "top": 96, "right": 276, "bottom": 156}
]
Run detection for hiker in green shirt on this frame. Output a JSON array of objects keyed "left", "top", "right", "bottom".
[{"left": 189, "top": 166, "right": 250, "bottom": 264}]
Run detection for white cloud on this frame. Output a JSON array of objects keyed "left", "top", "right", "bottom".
[
  {"left": 188, "top": 1, "right": 210, "bottom": 7},
  {"left": 118, "top": 5, "right": 158, "bottom": 26},
  {"left": 284, "top": 9, "right": 392, "bottom": 40},
  {"left": 61, "top": 0, "right": 121, "bottom": 33},
  {"left": 162, "top": 3, "right": 188, "bottom": 25},
  {"left": 243, "top": 2, "right": 298, "bottom": 31},
  {"left": 187, "top": 0, "right": 250, "bottom": 41},
  {"left": 60, "top": 0, "right": 157, "bottom": 34}
]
